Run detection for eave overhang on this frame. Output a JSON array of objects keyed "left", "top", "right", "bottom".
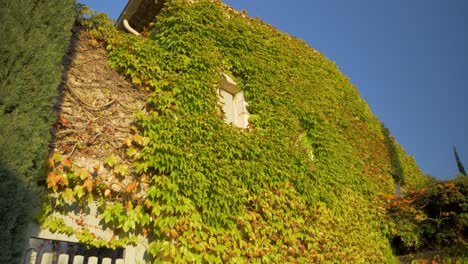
[{"left": 116, "top": 0, "right": 167, "bottom": 32}]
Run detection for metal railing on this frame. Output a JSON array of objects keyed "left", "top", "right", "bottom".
[{"left": 23, "top": 237, "right": 124, "bottom": 264}]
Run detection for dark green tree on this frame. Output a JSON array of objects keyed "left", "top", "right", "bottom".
[
  {"left": 454, "top": 146, "right": 467, "bottom": 176},
  {"left": 0, "top": 0, "right": 75, "bottom": 262},
  {"left": 0, "top": 0, "right": 75, "bottom": 189},
  {"left": 0, "top": 164, "right": 33, "bottom": 264}
]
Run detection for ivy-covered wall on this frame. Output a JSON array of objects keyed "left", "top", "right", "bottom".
[{"left": 44, "top": 0, "right": 430, "bottom": 262}]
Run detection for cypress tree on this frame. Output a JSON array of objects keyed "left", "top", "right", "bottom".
[
  {"left": 454, "top": 146, "right": 467, "bottom": 176},
  {"left": 0, "top": 164, "right": 32, "bottom": 264},
  {"left": 0, "top": 0, "right": 75, "bottom": 262},
  {"left": 0, "top": 0, "right": 75, "bottom": 189}
]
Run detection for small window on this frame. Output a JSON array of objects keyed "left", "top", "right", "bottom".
[
  {"left": 395, "top": 182, "right": 402, "bottom": 196},
  {"left": 218, "top": 74, "right": 249, "bottom": 128}
]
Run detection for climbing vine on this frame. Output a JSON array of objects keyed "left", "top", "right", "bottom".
[{"left": 41, "top": 1, "right": 430, "bottom": 262}]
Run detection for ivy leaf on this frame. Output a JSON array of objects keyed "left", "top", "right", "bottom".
[
  {"left": 74, "top": 185, "right": 84, "bottom": 198},
  {"left": 133, "top": 134, "right": 143, "bottom": 144},
  {"left": 102, "top": 209, "right": 112, "bottom": 224},
  {"left": 104, "top": 155, "right": 118, "bottom": 167},
  {"left": 123, "top": 137, "right": 132, "bottom": 147},
  {"left": 52, "top": 153, "right": 63, "bottom": 164},
  {"left": 60, "top": 174, "right": 69, "bottom": 187},
  {"left": 87, "top": 193, "right": 94, "bottom": 204},
  {"left": 115, "top": 164, "right": 129, "bottom": 176},
  {"left": 127, "top": 201, "right": 134, "bottom": 211},
  {"left": 63, "top": 159, "right": 73, "bottom": 167},
  {"left": 132, "top": 76, "right": 142, "bottom": 85},
  {"left": 46, "top": 172, "right": 58, "bottom": 191},
  {"left": 140, "top": 213, "right": 151, "bottom": 227},
  {"left": 83, "top": 178, "right": 94, "bottom": 192},
  {"left": 126, "top": 147, "right": 137, "bottom": 157},
  {"left": 152, "top": 205, "right": 161, "bottom": 217},
  {"left": 88, "top": 38, "right": 99, "bottom": 47},
  {"left": 125, "top": 181, "right": 137, "bottom": 193},
  {"left": 132, "top": 134, "right": 150, "bottom": 146},
  {"left": 122, "top": 221, "right": 131, "bottom": 232},
  {"left": 148, "top": 241, "right": 160, "bottom": 256},
  {"left": 77, "top": 168, "right": 90, "bottom": 180},
  {"left": 62, "top": 188, "right": 74, "bottom": 204}
]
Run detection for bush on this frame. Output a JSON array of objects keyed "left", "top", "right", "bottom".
[
  {"left": 0, "top": 0, "right": 75, "bottom": 262},
  {"left": 0, "top": 0, "right": 76, "bottom": 189},
  {"left": 0, "top": 164, "right": 33, "bottom": 264},
  {"left": 385, "top": 177, "right": 467, "bottom": 255}
]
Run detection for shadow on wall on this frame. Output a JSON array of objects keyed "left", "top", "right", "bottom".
[
  {"left": 381, "top": 123, "right": 405, "bottom": 192},
  {"left": 0, "top": 162, "right": 34, "bottom": 264},
  {"left": 46, "top": 24, "right": 82, "bottom": 162}
]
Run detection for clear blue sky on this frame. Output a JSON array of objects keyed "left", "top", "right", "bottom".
[{"left": 79, "top": 0, "right": 467, "bottom": 180}]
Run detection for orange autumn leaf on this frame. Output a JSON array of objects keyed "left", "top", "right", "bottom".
[
  {"left": 58, "top": 174, "right": 68, "bottom": 187},
  {"left": 63, "top": 159, "right": 73, "bottom": 167},
  {"left": 46, "top": 173, "right": 67, "bottom": 190},
  {"left": 88, "top": 38, "right": 99, "bottom": 47},
  {"left": 92, "top": 164, "right": 100, "bottom": 172},
  {"left": 59, "top": 114, "right": 68, "bottom": 125},
  {"left": 445, "top": 182, "right": 456, "bottom": 188},
  {"left": 125, "top": 181, "right": 137, "bottom": 193},
  {"left": 46, "top": 172, "right": 58, "bottom": 191},
  {"left": 139, "top": 174, "right": 147, "bottom": 183},
  {"left": 380, "top": 194, "right": 396, "bottom": 200},
  {"left": 77, "top": 167, "right": 90, "bottom": 180},
  {"left": 122, "top": 137, "right": 132, "bottom": 147},
  {"left": 83, "top": 178, "right": 93, "bottom": 192}
]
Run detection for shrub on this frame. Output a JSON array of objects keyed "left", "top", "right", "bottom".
[
  {"left": 385, "top": 177, "right": 467, "bottom": 254},
  {"left": 0, "top": 0, "right": 75, "bottom": 262},
  {"left": 0, "top": 0, "right": 76, "bottom": 189},
  {"left": 0, "top": 164, "right": 33, "bottom": 264}
]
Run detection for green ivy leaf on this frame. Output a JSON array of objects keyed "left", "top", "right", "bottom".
[
  {"left": 104, "top": 155, "right": 118, "bottom": 167},
  {"left": 126, "top": 147, "right": 137, "bottom": 157},
  {"left": 76, "top": 167, "right": 90, "bottom": 180},
  {"left": 115, "top": 164, "right": 129, "bottom": 176},
  {"left": 74, "top": 185, "right": 84, "bottom": 199},
  {"left": 62, "top": 188, "right": 75, "bottom": 204},
  {"left": 52, "top": 153, "right": 63, "bottom": 164}
]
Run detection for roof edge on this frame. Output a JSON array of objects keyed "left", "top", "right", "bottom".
[{"left": 116, "top": 0, "right": 145, "bottom": 30}]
